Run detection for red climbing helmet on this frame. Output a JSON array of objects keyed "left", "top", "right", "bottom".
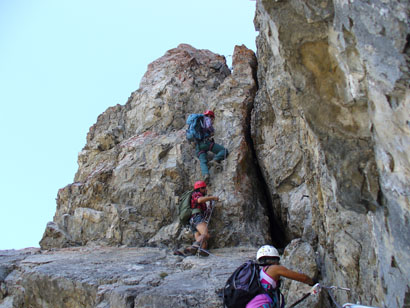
[
  {"left": 194, "top": 180, "right": 207, "bottom": 190},
  {"left": 203, "top": 110, "right": 215, "bottom": 118}
]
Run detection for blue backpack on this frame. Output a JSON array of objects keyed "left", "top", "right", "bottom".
[{"left": 186, "top": 114, "right": 205, "bottom": 142}]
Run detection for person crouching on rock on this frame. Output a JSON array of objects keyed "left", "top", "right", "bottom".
[{"left": 187, "top": 180, "right": 219, "bottom": 256}]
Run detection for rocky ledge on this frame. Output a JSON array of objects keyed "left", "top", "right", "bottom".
[{"left": 0, "top": 242, "right": 321, "bottom": 308}]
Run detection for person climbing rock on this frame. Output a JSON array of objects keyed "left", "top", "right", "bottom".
[
  {"left": 194, "top": 110, "right": 228, "bottom": 183},
  {"left": 186, "top": 180, "right": 218, "bottom": 256},
  {"left": 246, "top": 245, "right": 317, "bottom": 308}
]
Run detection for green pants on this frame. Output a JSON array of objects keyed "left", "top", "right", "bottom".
[{"left": 196, "top": 140, "right": 228, "bottom": 175}]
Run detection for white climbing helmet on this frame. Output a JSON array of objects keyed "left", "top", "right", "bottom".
[{"left": 256, "top": 245, "right": 280, "bottom": 261}]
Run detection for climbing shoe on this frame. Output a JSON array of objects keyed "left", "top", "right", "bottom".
[
  {"left": 208, "top": 159, "right": 221, "bottom": 167},
  {"left": 173, "top": 248, "right": 186, "bottom": 257},
  {"left": 198, "top": 249, "right": 210, "bottom": 257},
  {"left": 184, "top": 245, "right": 198, "bottom": 255},
  {"left": 208, "top": 160, "right": 222, "bottom": 171}
]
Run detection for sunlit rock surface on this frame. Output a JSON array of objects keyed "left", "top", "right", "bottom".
[
  {"left": 252, "top": 0, "right": 409, "bottom": 307},
  {"left": 1, "top": 0, "right": 408, "bottom": 307},
  {"left": 0, "top": 246, "right": 318, "bottom": 308},
  {"left": 40, "top": 43, "right": 271, "bottom": 250}
]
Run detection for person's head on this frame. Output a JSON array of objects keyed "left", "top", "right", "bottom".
[
  {"left": 203, "top": 110, "right": 215, "bottom": 120},
  {"left": 256, "top": 245, "right": 280, "bottom": 264},
  {"left": 194, "top": 180, "right": 207, "bottom": 194}
]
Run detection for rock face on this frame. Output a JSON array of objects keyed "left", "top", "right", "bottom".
[
  {"left": 0, "top": 246, "right": 318, "bottom": 308},
  {"left": 252, "top": 0, "right": 409, "bottom": 307},
  {"left": 0, "top": 247, "right": 250, "bottom": 308},
  {"left": 1, "top": 1, "right": 408, "bottom": 307},
  {"left": 40, "top": 43, "right": 271, "bottom": 250}
]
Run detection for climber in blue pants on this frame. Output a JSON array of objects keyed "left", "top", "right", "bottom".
[{"left": 196, "top": 110, "right": 228, "bottom": 183}]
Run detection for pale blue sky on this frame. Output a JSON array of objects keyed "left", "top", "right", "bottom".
[{"left": 0, "top": 0, "right": 257, "bottom": 250}]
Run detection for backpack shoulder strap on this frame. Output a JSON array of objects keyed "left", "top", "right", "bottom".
[
  {"left": 272, "top": 283, "right": 285, "bottom": 308},
  {"left": 256, "top": 266, "right": 284, "bottom": 308},
  {"left": 190, "top": 191, "right": 202, "bottom": 214}
]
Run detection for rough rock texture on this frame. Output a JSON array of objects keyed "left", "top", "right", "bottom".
[
  {"left": 0, "top": 246, "right": 318, "bottom": 308},
  {"left": 40, "top": 44, "right": 271, "bottom": 250},
  {"left": 252, "top": 0, "right": 409, "bottom": 307},
  {"left": 1, "top": 1, "right": 408, "bottom": 307}
]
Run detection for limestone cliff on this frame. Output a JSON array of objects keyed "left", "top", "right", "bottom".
[
  {"left": 38, "top": 43, "right": 270, "bottom": 251},
  {"left": 1, "top": 0, "right": 409, "bottom": 307},
  {"left": 252, "top": 1, "right": 409, "bottom": 307}
]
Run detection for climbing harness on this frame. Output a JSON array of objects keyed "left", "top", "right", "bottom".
[
  {"left": 288, "top": 283, "right": 380, "bottom": 308},
  {"left": 197, "top": 138, "right": 215, "bottom": 158}
]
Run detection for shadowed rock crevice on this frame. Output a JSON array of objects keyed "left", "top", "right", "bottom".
[
  {"left": 232, "top": 44, "right": 289, "bottom": 249},
  {"left": 245, "top": 95, "right": 288, "bottom": 249},
  {"left": 252, "top": 0, "right": 409, "bottom": 307}
]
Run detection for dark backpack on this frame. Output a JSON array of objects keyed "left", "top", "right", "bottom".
[
  {"left": 223, "top": 260, "right": 284, "bottom": 308},
  {"left": 186, "top": 114, "right": 205, "bottom": 142},
  {"left": 177, "top": 189, "right": 200, "bottom": 225}
]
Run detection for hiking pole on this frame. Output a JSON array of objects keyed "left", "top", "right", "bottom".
[{"left": 288, "top": 283, "right": 321, "bottom": 308}]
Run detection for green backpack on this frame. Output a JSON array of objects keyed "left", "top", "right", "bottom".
[{"left": 178, "top": 189, "right": 201, "bottom": 225}]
